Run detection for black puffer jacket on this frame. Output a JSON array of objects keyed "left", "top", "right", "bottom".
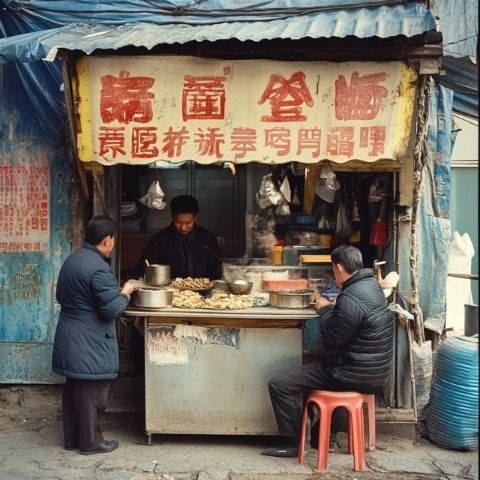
[
  {"left": 319, "top": 268, "right": 394, "bottom": 389},
  {"left": 131, "top": 224, "right": 223, "bottom": 280}
]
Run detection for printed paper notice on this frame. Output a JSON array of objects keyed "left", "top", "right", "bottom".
[{"left": 147, "top": 326, "right": 188, "bottom": 365}]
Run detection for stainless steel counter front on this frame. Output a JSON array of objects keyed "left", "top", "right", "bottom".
[{"left": 123, "top": 306, "right": 318, "bottom": 440}]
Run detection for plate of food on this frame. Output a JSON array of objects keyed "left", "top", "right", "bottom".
[
  {"left": 172, "top": 277, "right": 214, "bottom": 296},
  {"left": 203, "top": 293, "right": 252, "bottom": 310}
]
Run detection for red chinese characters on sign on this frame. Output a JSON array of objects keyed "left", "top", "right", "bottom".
[
  {"left": 131, "top": 127, "right": 159, "bottom": 158},
  {"left": 326, "top": 127, "right": 355, "bottom": 157},
  {"left": 258, "top": 72, "right": 314, "bottom": 122},
  {"left": 94, "top": 125, "right": 388, "bottom": 161},
  {"left": 93, "top": 64, "right": 396, "bottom": 162},
  {"left": 360, "top": 126, "right": 386, "bottom": 156},
  {"left": 230, "top": 128, "right": 257, "bottom": 160},
  {"left": 100, "top": 71, "right": 155, "bottom": 124},
  {"left": 182, "top": 75, "right": 227, "bottom": 121},
  {"left": 162, "top": 127, "right": 190, "bottom": 158},
  {"left": 265, "top": 127, "right": 291, "bottom": 156},
  {"left": 297, "top": 128, "right": 321, "bottom": 158},
  {"left": 194, "top": 128, "right": 225, "bottom": 159},
  {"left": 98, "top": 127, "right": 126, "bottom": 158},
  {"left": 335, "top": 71, "right": 388, "bottom": 121}
]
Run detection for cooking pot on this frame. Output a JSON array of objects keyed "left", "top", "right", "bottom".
[
  {"left": 144, "top": 264, "right": 171, "bottom": 286},
  {"left": 133, "top": 287, "right": 174, "bottom": 309},
  {"left": 269, "top": 289, "right": 315, "bottom": 309}
]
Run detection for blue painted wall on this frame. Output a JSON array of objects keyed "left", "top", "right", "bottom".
[{"left": 0, "top": 60, "right": 72, "bottom": 383}]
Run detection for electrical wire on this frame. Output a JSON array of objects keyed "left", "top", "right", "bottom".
[{"left": 443, "top": 34, "right": 478, "bottom": 46}]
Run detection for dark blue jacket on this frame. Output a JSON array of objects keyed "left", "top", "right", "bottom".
[
  {"left": 52, "top": 244, "right": 130, "bottom": 380},
  {"left": 319, "top": 268, "right": 394, "bottom": 389}
]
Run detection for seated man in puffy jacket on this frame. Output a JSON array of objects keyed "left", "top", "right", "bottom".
[{"left": 262, "top": 244, "right": 394, "bottom": 458}]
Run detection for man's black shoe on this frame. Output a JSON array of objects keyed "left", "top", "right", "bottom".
[
  {"left": 79, "top": 439, "right": 119, "bottom": 455},
  {"left": 64, "top": 443, "right": 78, "bottom": 451},
  {"left": 261, "top": 446, "right": 298, "bottom": 458}
]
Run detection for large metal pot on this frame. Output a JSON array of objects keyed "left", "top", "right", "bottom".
[
  {"left": 144, "top": 264, "right": 171, "bottom": 286},
  {"left": 269, "top": 289, "right": 315, "bottom": 309},
  {"left": 133, "top": 287, "right": 174, "bottom": 309}
]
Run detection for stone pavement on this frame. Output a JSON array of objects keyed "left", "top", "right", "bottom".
[
  {"left": 0, "top": 411, "right": 477, "bottom": 480},
  {"left": 0, "top": 385, "right": 478, "bottom": 480}
]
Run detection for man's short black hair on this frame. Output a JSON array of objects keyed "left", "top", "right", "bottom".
[
  {"left": 170, "top": 194, "right": 199, "bottom": 216},
  {"left": 85, "top": 215, "right": 116, "bottom": 245},
  {"left": 331, "top": 244, "right": 363, "bottom": 274}
]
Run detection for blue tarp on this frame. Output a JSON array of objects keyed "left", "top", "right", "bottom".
[
  {"left": 0, "top": 1, "right": 436, "bottom": 63},
  {"left": 435, "top": 56, "right": 478, "bottom": 119},
  {"left": 418, "top": 80, "right": 454, "bottom": 334},
  {"left": 3, "top": 0, "right": 434, "bottom": 25}
]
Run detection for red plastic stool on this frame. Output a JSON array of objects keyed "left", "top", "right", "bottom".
[{"left": 298, "top": 390, "right": 366, "bottom": 471}]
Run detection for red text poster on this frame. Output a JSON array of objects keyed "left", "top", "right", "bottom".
[{"left": 0, "top": 163, "right": 50, "bottom": 252}]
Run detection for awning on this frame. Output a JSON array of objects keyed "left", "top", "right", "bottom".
[{"left": 0, "top": 2, "right": 436, "bottom": 64}]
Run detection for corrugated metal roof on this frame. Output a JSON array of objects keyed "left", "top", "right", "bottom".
[{"left": 0, "top": 2, "right": 436, "bottom": 63}]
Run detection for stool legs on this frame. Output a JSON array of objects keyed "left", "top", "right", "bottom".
[
  {"left": 297, "top": 400, "right": 310, "bottom": 464},
  {"left": 349, "top": 405, "right": 366, "bottom": 471},
  {"left": 364, "top": 394, "right": 376, "bottom": 450},
  {"left": 317, "top": 404, "right": 333, "bottom": 470}
]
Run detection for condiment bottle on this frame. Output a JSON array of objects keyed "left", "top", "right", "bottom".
[
  {"left": 282, "top": 246, "right": 298, "bottom": 266},
  {"left": 271, "top": 245, "right": 283, "bottom": 266}
]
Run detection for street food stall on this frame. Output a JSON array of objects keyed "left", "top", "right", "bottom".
[
  {"left": 124, "top": 265, "right": 319, "bottom": 441},
  {"left": 71, "top": 53, "right": 420, "bottom": 430},
  {"left": 54, "top": 14, "right": 445, "bottom": 428}
]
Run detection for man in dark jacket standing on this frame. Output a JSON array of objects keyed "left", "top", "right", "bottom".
[
  {"left": 52, "top": 215, "right": 135, "bottom": 455},
  {"left": 131, "top": 194, "right": 222, "bottom": 280},
  {"left": 263, "top": 244, "right": 394, "bottom": 457}
]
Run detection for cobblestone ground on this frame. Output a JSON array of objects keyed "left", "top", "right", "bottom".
[{"left": 0, "top": 385, "right": 477, "bottom": 480}]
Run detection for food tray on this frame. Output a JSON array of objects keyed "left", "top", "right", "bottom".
[
  {"left": 263, "top": 279, "right": 309, "bottom": 291},
  {"left": 173, "top": 286, "right": 213, "bottom": 296}
]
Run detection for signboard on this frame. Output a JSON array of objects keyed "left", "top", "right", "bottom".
[
  {"left": 75, "top": 56, "right": 417, "bottom": 165},
  {"left": 0, "top": 159, "right": 50, "bottom": 252}
]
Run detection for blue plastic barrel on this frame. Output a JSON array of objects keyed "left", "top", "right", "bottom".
[{"left": 425, "top": 336, "right": 478, "bottom": 451}]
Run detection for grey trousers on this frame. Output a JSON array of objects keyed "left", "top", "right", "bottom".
[
  {"left": 62, "top": 377, "right": 111, "bottom": 450},
  {"left": 268, "top": 360, "right": 348, "bottom": 445}
]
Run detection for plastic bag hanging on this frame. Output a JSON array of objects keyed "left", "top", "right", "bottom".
[
  {"left": 257, "top": 174, "right": 283, "bottom": 209},
  {"left": 139, "top": 180, "right": 167, "bottom": 210},
  {"left": 315, "top": 162, "right": 340, "bottom": 203}
]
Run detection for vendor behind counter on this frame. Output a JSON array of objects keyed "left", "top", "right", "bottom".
[{"left": 130, "top": 194, "right": 223, "bottom": 280}]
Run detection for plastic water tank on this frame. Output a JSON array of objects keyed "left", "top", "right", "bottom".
[{"left": 425, "top": 336, "right": 478, "bottom": 451}]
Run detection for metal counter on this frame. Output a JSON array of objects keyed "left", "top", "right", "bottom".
[{"left": 124, "top": 306, "right": 318, "bottom": 441}]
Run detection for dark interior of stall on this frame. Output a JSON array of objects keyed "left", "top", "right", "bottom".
[{"left": 117, "top": 161, "right": 394, "bottom": 382}]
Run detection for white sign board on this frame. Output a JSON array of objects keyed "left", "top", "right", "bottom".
[{"left": 75, "top": 56, "right": 416, "bottom": 165}]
